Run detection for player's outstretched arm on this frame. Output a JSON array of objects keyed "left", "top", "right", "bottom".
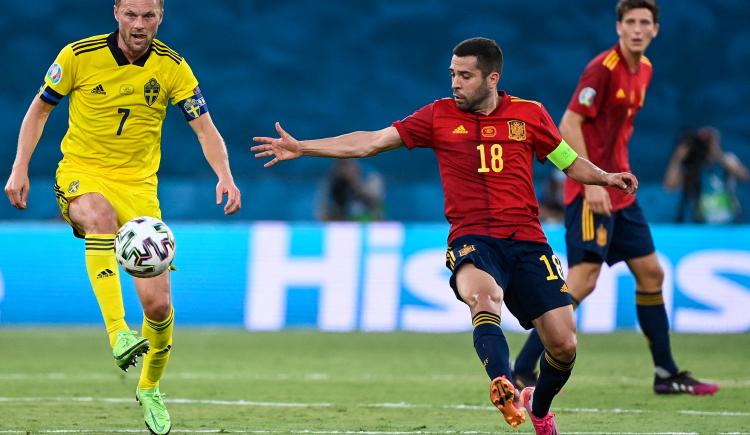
[
  {"left": 251, "top": 122, "right": 403, "bottom": 168},
  {"left": 563, "top": 156, "right": 638, "bottom": 195},
  {"left": 188, "top": 112, "right": 242, "bottom": 215},
  {"left": 4, "top": 98, "right": 55, "bottom": 209}
]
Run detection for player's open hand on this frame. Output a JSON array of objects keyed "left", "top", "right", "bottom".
[
  {"left": 216, "top": 178, "right": 241, "bottom": 215},
  {"left": 4, "top": 169, "right": 30, "bottom": 210},
  {"left": 606, "top": 172, "right": 638, "bottom": 195},
  {"left": 251, "top": 122, "right": 303, "bottom": 168}
]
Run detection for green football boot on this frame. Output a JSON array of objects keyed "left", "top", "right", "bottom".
[
  {"left": 136, "top": 386, "right": 171, "bottom": 435},
  {"left": 113, "top": 330, "right": 150, "bottom": 372}
]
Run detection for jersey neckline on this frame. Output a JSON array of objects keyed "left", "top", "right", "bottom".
[{"left": 107, "top": 31, "right": 152, "bottom": 67}]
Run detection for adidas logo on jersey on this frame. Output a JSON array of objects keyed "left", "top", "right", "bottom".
[
  {"left": 452, "top": 125, "right": 468, "bottom": 134},
  {"left": 616, "top": 88, "right": 626, "bottom": 99},
  {"left": 91, "top": 84, "right": 107, "bottom": 95},
  {"left": 97, "top": 268, "right": 115, "bottom": 279}
]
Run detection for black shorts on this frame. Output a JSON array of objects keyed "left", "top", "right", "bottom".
[
  {"left": 446, "top": 234, "right": 573, "bottom": 330},
  {"left": 565, "top": 196, "right": 656, "bottom": 267}
]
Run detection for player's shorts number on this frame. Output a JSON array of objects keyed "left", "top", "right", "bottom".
[
  {"left": 539, "top": 254, "right": 565, "bottom": 281},
  {"left": 117, "top": 108, "right": 130, "bottom": 136},
  {"left": 477, "top": 143, "right": 503, "bottom": 173}
]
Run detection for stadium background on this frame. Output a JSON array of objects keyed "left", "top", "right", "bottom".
[{"left": 0, "top": 0, "right": 748, "bottom": 333}]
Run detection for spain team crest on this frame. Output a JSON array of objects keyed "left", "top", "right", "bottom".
[
  {"left": 144, "top": 78, "right": 161, "bottom": 106},
  {"left": 596, "top": 224, "right": 608, "bottom": 247},
  {"left": 507, "top": 120, "right": 526, "bottom": 141}
]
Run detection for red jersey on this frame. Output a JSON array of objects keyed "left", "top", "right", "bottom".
[
  {"left": 563, "top": 44, "right": 652, "bottom": 211},
  {"left": 393, "top": 91, "right": 562, "bottom": 244}
]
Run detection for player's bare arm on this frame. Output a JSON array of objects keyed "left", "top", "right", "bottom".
[
  {"left": 4, "top": 98, "right": 55, "bottom": 209},
  {"left": 188, "top": 112, "right": 242, "bottom": 215},
  {"left": 560, "top": 108, "right": 613, "bottom": 215},
  {"left": 252, "top": 122, "right": 403, "bottom": 167},
  {"left": 564, "top": 156, "right": 638, "bottom": 195}
]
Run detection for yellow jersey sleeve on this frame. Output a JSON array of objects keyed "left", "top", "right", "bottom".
[
  {"left": 38, "top": 44, "right": 77, "bottom": 104},
  {"left": 170, "top": 59, "right": 199, "bottom": 104},
  {"left": 170, "top": 58, "right": 208, "bottom": 121}
]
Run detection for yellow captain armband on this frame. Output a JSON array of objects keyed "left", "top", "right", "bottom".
[{"left": 547, "top": 139, "right": 578, "bottom": 170}]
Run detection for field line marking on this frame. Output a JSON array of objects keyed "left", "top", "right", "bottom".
[
  {"left": 0, "top": 430, "right": 706, "bottom": 434},
  {"left": 1, "top": 396, "right": 748, "bottom": 419}
]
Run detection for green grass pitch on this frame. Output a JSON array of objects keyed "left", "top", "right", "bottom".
[{"left": 0, "top": 329, "right": 748, "bottom": 434}]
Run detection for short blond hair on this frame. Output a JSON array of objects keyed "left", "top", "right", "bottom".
[{"left": 115, "top": 0, "right": 164, "bottom": 9}]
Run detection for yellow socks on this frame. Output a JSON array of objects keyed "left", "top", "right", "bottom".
[
  {"left": 85, "top": 234, "right": 129, "bottom": 347},
  {"left": 138, "top": 307, "right": 174, "bottom": 389}
]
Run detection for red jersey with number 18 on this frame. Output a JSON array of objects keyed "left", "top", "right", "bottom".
[{"left": 393, "top": 91, "right": 563, "bottom": 244}]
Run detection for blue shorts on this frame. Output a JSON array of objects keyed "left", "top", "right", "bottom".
[
  {"left": 446, "top": 234, "right": 573, "bottom": 330},
  {"left": 565, "top": 196, "right": 656, "bottom": 267}
]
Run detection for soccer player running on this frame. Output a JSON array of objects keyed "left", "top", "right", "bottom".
[
  {"left": 252, "top": 37, "right": 638, "bottom": 434},
  {"left": 4, "top": 0, "right": 241, "bottom": 433},
  {"left": 512, "top": 0, "right": 719, "bottom": 396}
]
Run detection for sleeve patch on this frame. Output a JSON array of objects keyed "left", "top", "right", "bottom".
[
  {"left": 578, "top": 87, "right": 596, "bottom": 107},
  {"left": 178, "top": 89, "right": 208, "bottom": 121},
  {"left": 46, "top": 63, "right": 63, "bottom": 85},
  {"left": 547, "top": 139, "right": 578, "bottom": 170}
]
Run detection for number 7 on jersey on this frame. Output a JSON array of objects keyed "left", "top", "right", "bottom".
[{"left": 117, "top": 108, "right": 130, "bottom": 136}]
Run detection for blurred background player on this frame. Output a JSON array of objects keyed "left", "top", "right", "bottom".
[
  {"left": 252, "top": 37, "right": 639, "bottom": 435},
  {"left": 317, "top": 160, "right": 384, "bottom": 222},
  {"left": 3, "top": 0, "right": 242, "bottom": 432},
  {"left": 664, "top": 126, "right": 749, "bottom": 223},
  {"left": 512, "top": 0, "right": 719, "bottom": 396}
]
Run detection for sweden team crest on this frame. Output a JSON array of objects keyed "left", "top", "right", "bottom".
[
  {"left": 144, "top": 78, "right": 161, "bottom": 106},
  {"left": 507, "top": 120, "right": 526, "bottom": 141},
  {"left": 182, "top": 98, "right": 202, "bottom": 120}
]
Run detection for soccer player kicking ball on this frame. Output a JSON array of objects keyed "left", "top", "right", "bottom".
[
  {"left": 512, "top": 0, "right": 719, "bottom": 397},
  {"left": 4, "top": 1, "right": 241, "bottom": 433},
  {"left": 252, "top": 37, "right": 638, "bottom": 434}
]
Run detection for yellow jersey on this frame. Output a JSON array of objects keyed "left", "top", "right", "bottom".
[{"left": 39, "top": 32, "right": 207, "bottom": 181}]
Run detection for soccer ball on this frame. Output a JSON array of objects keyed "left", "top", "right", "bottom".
[{"left": 115, "top": 216, "right": 176, "bottom": 278}]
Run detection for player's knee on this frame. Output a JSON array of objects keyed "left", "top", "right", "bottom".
[
  {"left": 637, "top": 263, "right": 664, "bottom": 290},
  {"left": 83, "top": 207, "right": 118, "bottom": 234},
  {"left": 462, "top": 291, "right": 501, "bottom": 312},
  {"left": 547, "top": 334, "right": 577, "bottom": 363},
  {"left": 144, "top": 301, "right": 172, "bottom": 322}
]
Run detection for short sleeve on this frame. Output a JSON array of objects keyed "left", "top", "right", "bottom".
[
  {"left": 169, "top": 58, "right": 208, "bottom": 121},
  {"left": 392, "top": 103, "right": 434, "bottom": 149},
  {"left": 37, "top": 45, "right": 76, "bottom": 105},
  {"left": 169, "top": 58, "right": 200, "bottom": 105},
  {"left": 534, "top": 104, "right": 563, "bottom": 162},
  {"left": 566, "top": 62, "right": 610, "bottom": 119}
]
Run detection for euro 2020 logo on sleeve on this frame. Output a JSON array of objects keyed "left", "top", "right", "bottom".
[
  {"left": 46, "top": 63, "right": 63, "bottom": 85},
  {"left": 578, "top": 87, "right": 597, "bottom": 107}
]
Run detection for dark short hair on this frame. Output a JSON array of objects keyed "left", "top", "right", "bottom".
[
  {"left": 452, "top": 37, "right": 503, "bottom": 77},
  {"left": 616, "top": 0, "right": 659, "bottom": 23},
  {"left": 115, "top": 0, "right": 164, "bottom": 9}
]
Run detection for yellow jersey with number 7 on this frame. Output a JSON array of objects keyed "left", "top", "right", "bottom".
[{"left": 39, "top": 32, "right": 206, "bottom": 181}]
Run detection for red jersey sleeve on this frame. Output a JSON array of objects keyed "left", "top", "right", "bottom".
[
  {"left": 533, "top": 104, "right": 563, "bottom": 162},
  {"left": 567, "top": 62, "right": 610, "bottom": 119},
  {"left": 392, "top": 102, "right": 434, "bottom": 149}
]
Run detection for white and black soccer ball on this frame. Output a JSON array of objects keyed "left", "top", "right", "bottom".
[{"left": 115, "top": 216, "right": 176, "bottom": 278}]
